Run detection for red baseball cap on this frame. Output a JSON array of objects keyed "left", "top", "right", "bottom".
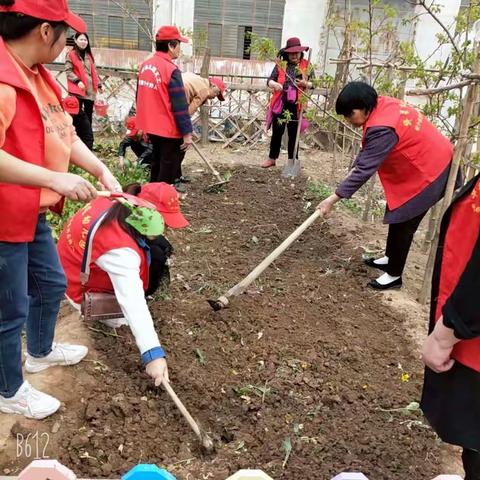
[
  {"left": 137, "top": 183, "right": 189, "bottom": 229},
  {"left": 125, "top": 116, "right": 139, "bottom": 137},
  {"left": 62, "top": 95, "right": 80, "bottom": 115},
  {"left": 0, "top": 0, "right": 87, "bottom": 33},
  {"left": 155, "top": 25, "right": 189, "bottom": 43},
  {"left": 209, "top": 77, "right": 226, "bottom": 101}
]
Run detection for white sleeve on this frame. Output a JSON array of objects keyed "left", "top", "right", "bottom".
[{"left": 95, "top": 248, "right": 161, "bottom": 355}]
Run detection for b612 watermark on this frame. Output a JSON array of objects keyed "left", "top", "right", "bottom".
[{"left": 16, "top": 432, "right": 50, "bottom": 459}]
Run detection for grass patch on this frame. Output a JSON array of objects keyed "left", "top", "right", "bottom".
[{"left": 305, "top": 180, "right": 363, "bottom": 216}]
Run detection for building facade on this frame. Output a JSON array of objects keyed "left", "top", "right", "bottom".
[{"left": 68, "top": 0, "right": 465, "bottom": 77}]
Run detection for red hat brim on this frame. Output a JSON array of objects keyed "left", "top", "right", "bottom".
[
  {"left": 209, "top": 78, "right": 226, "bottom": 101},
  {"left": 160, "top": 211, "right": 189, "bottom": 229},
  {"left": 284, "top": 45, "right": 309, "bottom": 53},
  {"left": 65, "top": 11, "right": 87, "bottom": 33}
]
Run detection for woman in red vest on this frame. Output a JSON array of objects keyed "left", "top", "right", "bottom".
[
  {"left": 136, "top": 26, "right": 193, "bottom": 193},
  {"left": 57, "top": 182, "right": 189, "bottom": 388},
  {"left": 262, "top": 37, "right": 314, "bottom": 169},
  {"left": 65, "top": 32, "right": 100, "bottom": 150},
  {"left": 421, "top": 174, "right": 480, "bottom": 479},
  {"left": 0, "top": 0, "right": 121, "bottom": 419},
  {"left": 317, "top": 82, "right": 454, "bottom": 290}
]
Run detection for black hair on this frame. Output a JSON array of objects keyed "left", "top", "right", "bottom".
[
  {"left": 0, "top": 1, "right": 67, "bottom": 43},
  {"left": 335, "top": 81, "right": 378, "bottom": 116},
  {"left": 101, "top": 183, "right": 143, "bottom": 239},
  {"left": 278, "top": 48, "right": 304, "bottom": 64},
  {"left": 72, "top": 31, "right": 94, "bottom": 61},
  {"left": 156, "top": 39, "right": 179, "bottom": 52}
]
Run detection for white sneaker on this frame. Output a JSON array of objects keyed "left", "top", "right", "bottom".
[
  {"left": 0, "top": 381, "right": 60, "bottom": 419},
  {"left": 25, "top": 342, "right": 88, "bottom": 373}
]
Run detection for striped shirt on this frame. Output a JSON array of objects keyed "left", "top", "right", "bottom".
[{"left": 168, "top": 69, "right": 192, "bottom": 136}]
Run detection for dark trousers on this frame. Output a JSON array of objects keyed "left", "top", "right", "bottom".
[
  {"left": 0, "top": 215, "right": 66, "bottom": 397},
  {"left": 149, "top": 135, "right": 185, "bottom": 184},
  {"left": 385, "top": 211, "right": 427, "bottom": 277},
  {"left": 463, "top": 449, "right": 480, "bottom": 480},
  {"left": 269, "top": 102, "right": 299, "bottom": 160},
  {"left": 131, "top": 141, "right": 153, "bottom": 167},
  {"left": 146, "top": 236, "right": 172, "bottom": 296},
  {"left": 72, "top": 98, "right": 94, "bottom": 150}
]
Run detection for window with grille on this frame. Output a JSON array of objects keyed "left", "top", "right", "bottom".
[
  {"left": 68, "top": 0, "right": 153, "bottom": 51},
  {"left": 194, "top": 0, "right": 286, "bottom": 58}
]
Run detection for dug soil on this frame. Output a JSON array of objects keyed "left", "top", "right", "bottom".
[{"left": 1, "top": 165, "right": 454, "bottom": 479}]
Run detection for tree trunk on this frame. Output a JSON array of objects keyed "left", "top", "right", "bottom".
[
  {"left": 200, "top": 48, "right": 211, "bottom": 146},
  {"left": 326, "top": 21, "right": 352, "bottom": 110},
  {"left": 362, "top": 176, "right": 376, "bottom": 223},
  {"left": 422, "top": 203, "right": 440, "bottom": 253}
]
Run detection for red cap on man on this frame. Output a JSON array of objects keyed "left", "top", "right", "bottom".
[
  {"left": 125, "top": 116, "right": 139, "bottom": 138},
  {"left": 209, "top": 77, "right": 226, "bottom": 101},
  {"left": 0, "top": 0, "right": 87, "bottom": 33},
  {"left": 155, "top": 25, "right": 189, "bottom": 43}
]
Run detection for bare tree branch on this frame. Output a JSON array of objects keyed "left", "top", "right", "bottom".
[
  {"left": 463, "top": 72, "right": 480, "bottom": 80},
  {"left": 110, "top": 0, "right": 154, "bottom": 46},
  {"left": 407, "top": 79, "right": 473, "bottom": 95},
  {"left": 413, "top": 0, "right": 461, "bottom": 56}
]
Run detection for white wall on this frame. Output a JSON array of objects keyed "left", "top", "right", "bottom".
[
  {"left": 413, "top": 0, "right": 462, "bottom": 64},
  {"left": 154, "top": 0, "right": 195, "bottom": 56},
  {"left": 281, "top": 0, "right": 329, "bottom": 68}
]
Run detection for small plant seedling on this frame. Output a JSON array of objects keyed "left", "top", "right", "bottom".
[
  {"left": 233, "top": 384, "right": 271, "bottom": 400},
  {"left": 282, "top": 437, "right": 292, "bottom": 468},
  {"left": 195, "top": 226, "right": 214, "bottom": 234},
  {"left": 194, "top": 348, "right": 208, "bottom": 366}
]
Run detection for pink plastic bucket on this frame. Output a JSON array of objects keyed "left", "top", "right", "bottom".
[{"left": 94, "top": 99, "right": 108, "bottom": 117}]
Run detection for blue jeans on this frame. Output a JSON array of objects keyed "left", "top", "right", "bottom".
[{"left": 0, "top": 215, "right": 66, "bottom": 398}]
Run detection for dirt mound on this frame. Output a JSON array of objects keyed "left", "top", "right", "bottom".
[{"left": 3, "top": 167, "right": 451, "bottom": 479}]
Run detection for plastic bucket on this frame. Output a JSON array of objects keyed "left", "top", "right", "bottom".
[{"left": 94, "top": 99, "right": 108, "bottom": 117}]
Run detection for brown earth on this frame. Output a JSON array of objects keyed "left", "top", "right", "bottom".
[{"left": 0, "top": 156, "right": 461, "bottom": 479}]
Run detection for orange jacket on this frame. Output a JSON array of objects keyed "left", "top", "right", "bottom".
[{"left": 0, "top": 37, "right": 65, "bottom": 242}]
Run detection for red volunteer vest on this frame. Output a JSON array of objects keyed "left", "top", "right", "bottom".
[
  {"left": 67, "top": 49, "right": 100, "bottom": 97},
  {"left": 136, "top": 52, "right": 181, "bottom": 138},
  {"left": 57, "top": 198, "right": 149, "bottom": 303},
  {"left": 270, "top": 58, "right": 310, "bottom": 111},
  {"left": 435, "top": 178, "right": 480, "bottom": 372},
  {"left": 364, "top": 96, "right": 453, "bottom": 210},
  {"left": 0, "top": 37, "right": 66, "bottom": 242}
]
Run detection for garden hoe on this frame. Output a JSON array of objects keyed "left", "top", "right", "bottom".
[
  {"left": 161, "top": 380, "right": 215, "bottom": 454},
  {"left": 208, "top": 209, "right": 322, "bottom": 311},
  {"left": 96, "top": 190, "right": 156, "bottom": 208},
  {"left": 192, "top": 142, "right": 229, "bottom": 192}
]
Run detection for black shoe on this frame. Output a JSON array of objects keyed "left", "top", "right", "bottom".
[
  {"left": 179, "top": 176, "right": 191, "bottom": 183},
  {"left": 364, "top": 257, "right": 389, "bottom": 272},
  {"left": 172, "top": 181, "right": 187, "bottom": 194},
  {"left": 367, "top": 277, "right": 402, "bottom": 290}
]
